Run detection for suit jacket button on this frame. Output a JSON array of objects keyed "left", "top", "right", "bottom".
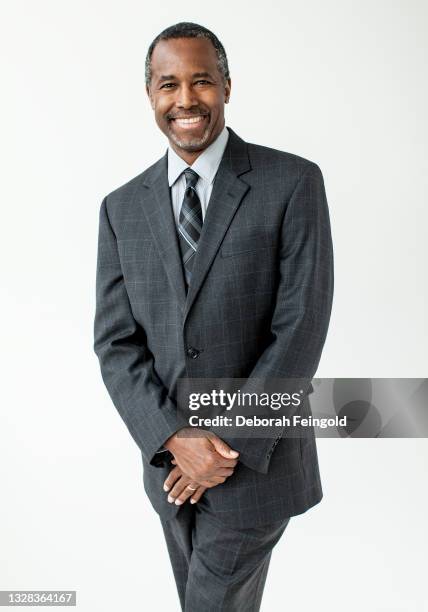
[{"left": 186, "top": 347, "right": 200, "bottom": 359}]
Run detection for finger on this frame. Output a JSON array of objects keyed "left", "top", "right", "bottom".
[
  {"left": 208, "top": 434, "right": 239, "bottom": 459},
  {"left": 190, "top": 487, "right": 207, "bottom": 504},
  {"left": 174, "top": 482, "right": 201, "bottom": 506},
  {"left": 202, "top": 468, "right": 234, "bottom": 482},
  {"left": 215, "top": 468, "right": 235, "bottom": 478},
  {"left": 201, "top": 477, "right": 226, "bottom": 487},
  {"left": 168, "top": 477, "right": 196, "bottom": 503},
  {"left": 206, "top": 475, "right": 227, "bottom": 485},
  {"left": 212, "top": 455, "right": 238, "bottom": 469},
  {"left": 171, "top": 458, "right": 177, "bottom": 465},
  {"left": 163, "top": 466, "right": 182, "bottom": 492},
  {"left": 206, "top": 447, "right": 238, "bottom": 468},
  {"left": 199, "top": 478, "right": 220, "bottom": 488}
]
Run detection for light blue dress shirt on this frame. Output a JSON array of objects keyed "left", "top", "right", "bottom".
[{"left": 167, "top": 125, "right": 229, "bottom": 226}]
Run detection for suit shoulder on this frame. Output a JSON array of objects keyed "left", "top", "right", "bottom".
[
  {"left": 101, "top": 157, "right": 161, "bottom": 211},
  {"left": 104, "top": 159, "right": 157, "bottom": 201},
  {"left": 247, "top": 141, "right": 321, "bottom": 178}
]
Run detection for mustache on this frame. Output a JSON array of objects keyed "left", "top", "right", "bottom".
[{"left": 166, "top": 110, "right": 210, "bottom": 120}]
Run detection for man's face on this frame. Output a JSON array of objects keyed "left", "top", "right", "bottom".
[{"left": 146, "top": 37, "right": 231, "bottom": 158}]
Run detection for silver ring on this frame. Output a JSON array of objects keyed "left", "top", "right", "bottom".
[{"left": 187, "top": 485, "right": 197, "bottom": 491}]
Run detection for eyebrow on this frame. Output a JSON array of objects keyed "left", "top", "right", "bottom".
[
  {"left": 158, "top": 72, "right": 214, "bottom": 82},
  {"left": 192, "top": 72, "right": 213, "bottom": 79}
]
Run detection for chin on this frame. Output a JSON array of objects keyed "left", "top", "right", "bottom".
[{"left": 168, "top": 126, "right": 213, "bottom": 153}]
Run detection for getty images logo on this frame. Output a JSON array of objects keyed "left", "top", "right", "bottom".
[{"left": 188, "top": 389, "right": 304, "bottom": 411}]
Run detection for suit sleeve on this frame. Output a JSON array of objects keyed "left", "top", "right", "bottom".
[
  {"left": 93, "top": 196, "right": 186, "bottom": 466},
  {"left": 223, "top": 163, "right": 334, "bottom": 474}
]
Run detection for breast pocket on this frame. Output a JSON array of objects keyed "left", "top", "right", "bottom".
[{"left": 220, "top": 231, "right": 274, "bottom": 259}]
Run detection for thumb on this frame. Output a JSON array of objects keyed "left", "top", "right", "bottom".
[{"left": 209, "top": 435, "right": 239, "bottom": 459}]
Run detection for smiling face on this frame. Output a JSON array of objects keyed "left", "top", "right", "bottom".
[{"left": 146, "top": 37, "right": 231, "bottom": 164}]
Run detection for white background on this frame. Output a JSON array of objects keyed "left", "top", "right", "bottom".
[{"left": 1, "top": 1, "right": 427, "bottom": 610}]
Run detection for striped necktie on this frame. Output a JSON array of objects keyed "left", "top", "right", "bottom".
[{"left": 178, "top": 168, "right": 203, "bottom": 287}]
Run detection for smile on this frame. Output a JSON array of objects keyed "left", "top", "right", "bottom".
[{"left": 171, "top": 115, "right": 208, "bottom": 129}]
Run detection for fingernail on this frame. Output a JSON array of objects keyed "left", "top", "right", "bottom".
[
  {"left": 175, "top": 499, "right": 183, "bottom": 506},
  {"left": 190, "top": 499, "right": 196, "bottom": 504},
  {"left": 163, "top": 485, "right": 170, "bottom": 491},
  {"left": 230, "top": 451, "right": 239, "bottom": 457},
  {"left": 167, "top": 496, "right": 174, "bottom": 503}
]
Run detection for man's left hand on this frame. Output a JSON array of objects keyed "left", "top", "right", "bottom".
[{"left": 163, "top": 464, "right": 207, "bottom": 506}]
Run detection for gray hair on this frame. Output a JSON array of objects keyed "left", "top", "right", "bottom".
[{"left": 145, "top": 22, "right": 230, "bottom": 86}]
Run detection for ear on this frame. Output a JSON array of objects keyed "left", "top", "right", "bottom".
[
  {"left": 224, "top": 78, "right": 231, "bottom": 104},
  {"left": 146, "top": 85, "right": 155, "bottom": 110}
]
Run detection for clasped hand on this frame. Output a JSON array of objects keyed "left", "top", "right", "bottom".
[{"left": 163, "top": 428, "right": 239, "bottom": 505}]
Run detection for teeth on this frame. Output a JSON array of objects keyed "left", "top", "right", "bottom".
[{"left": 175, "top": 116, "right": 205, "bottom": 125}]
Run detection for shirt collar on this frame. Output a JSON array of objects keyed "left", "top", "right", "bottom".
[{"left": 167, "top": 125, "right": 229, "bottom": 187}]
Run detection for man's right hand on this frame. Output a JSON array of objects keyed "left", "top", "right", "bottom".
[{"left": 164, "top": 428, "right": 239, "bottom": 488}]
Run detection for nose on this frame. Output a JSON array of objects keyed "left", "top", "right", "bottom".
[{"left": 176, "top": 83, "right": 198, "bottom": 109}]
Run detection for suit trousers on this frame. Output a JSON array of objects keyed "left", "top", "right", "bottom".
[{"left": 160, "top": 500, "right": 290, "bottom": 611}]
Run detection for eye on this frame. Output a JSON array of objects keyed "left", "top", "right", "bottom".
[
  {"left": 195, "top": 80, "right": 210, "bottom": 85},
  {"left": 160, "top": 83, "right": 176, "bottom": 89}
]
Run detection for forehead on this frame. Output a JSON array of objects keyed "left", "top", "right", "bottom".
[{"left": 151, "top": 37, "right": 220, "bottom": 78}]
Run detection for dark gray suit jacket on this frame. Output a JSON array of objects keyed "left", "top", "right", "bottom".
[{"left": 94, "top": 127, "right": 334, "bottom": 528}]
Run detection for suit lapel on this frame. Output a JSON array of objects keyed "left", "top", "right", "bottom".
[
  {"left": 137, "top": 153, "right": 188, "bottom": 309},
  {"left": 134, "top": 127, "right": 252, "bottom": 318},
  {"left": 184, "top": 128, "right": 251, "bottom": 319}
]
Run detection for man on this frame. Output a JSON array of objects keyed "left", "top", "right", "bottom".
[{"left": 94, "top": 22, "right": 334, "bottom": 612}]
